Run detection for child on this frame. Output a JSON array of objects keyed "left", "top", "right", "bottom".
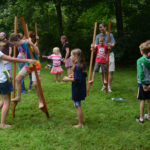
[
  {"left": 63, "top": 48, "right": 87, "bottom": 128},
  {"left": 0, "top": 50, "right": 35, "bottom": 128},
  {"left": 0, "top": 32, "right": 12, "bottom": 75},
  {"left": 42, "top": 47, "right": 64, "bottom": 82},
  {"left": 89, "top": 37, "right": 110, "bottom": 91},
  {"left": 136, "top": 40, "right": 150, "bottom": 123},
  {"left": 28, "top": 31, "right": 39, "bottom": 92},
  {"left": 9, "top": 33, "right": 44, "bottom": 109}
]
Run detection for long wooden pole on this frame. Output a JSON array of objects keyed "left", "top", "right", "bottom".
[
  {"left": 35, "top": 22, "right": 38, "bottom": 47},
  {"left": 106, "top": 21, "right": 111, "bottom": 93},
  {"left": 21, "top": 17, "right": 49, "bottom": 118},
  {"left": 12, "top": 16, "right": 18, "bottom": 117},
  {"left": 87, "top": 22, "right": 97, "bottom": 96}
]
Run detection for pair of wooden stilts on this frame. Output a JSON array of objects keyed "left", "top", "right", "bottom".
[
  {"left": 87, "top": 21, "right": 111, "bottom": 95},
  {"left": 12, "top": 16, "right": 49, "bottom": 118}
]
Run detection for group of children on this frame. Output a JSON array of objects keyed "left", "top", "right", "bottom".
[{"left": 0, "top": 27, "right": 150, "bottom": 129}]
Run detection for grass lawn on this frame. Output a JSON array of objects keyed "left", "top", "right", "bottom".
[{"left": 0, "top": 63, "right": 150, "bottom": 150}]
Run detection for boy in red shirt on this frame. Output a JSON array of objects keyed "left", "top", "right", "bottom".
[{"left": 90, "top": 37, "right": 109, "bottom": 91}]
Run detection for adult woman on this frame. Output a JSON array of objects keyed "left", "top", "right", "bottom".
[{"left": 61, "top": 35, "right": 73, "bottom": 75}]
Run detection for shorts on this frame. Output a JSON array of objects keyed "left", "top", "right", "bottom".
[
  {"left": 73, "top": 100, "right": 81, "bottom": 107},
  {"left": 0, "top": 80, "right": 13, "bottom": 95},
  {"left": 94, "top": 62, "right": 107, "bottom": 73},
  {"left": 137, "top": 86, "right": 150, "bottom": 100},
  {"left": 65, "top": 58, "right": 73, "bottom": 68},
  {"left": 18, "top": 66, "right": 41, "bottom": 82},
  {"left": 5, "top": 62, "right": 11, "bottom": 71},
  {"left": 99, "top": 52, "right": 115, "bottom": 72}
]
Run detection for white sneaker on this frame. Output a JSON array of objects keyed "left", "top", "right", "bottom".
[
  {"left": 101, "top": 85, "right": 106, "bottom": 91},
  {"left": 144, "top": 114, "right": 150, "bottom": 120},
  {"left": 108, "top": 86, "right": 112, "bottom": 93}
]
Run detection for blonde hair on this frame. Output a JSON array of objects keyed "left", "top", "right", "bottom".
[
  {"left": 53, "top": 47, "right": 60, "bottom": 55},
  {"left": 139, "top": 40, "right": 150, "bottom": 55},
  {"left": 71, "top": 48, "right": 86, "bottom": 72}
]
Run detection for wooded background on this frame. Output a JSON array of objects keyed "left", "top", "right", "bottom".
[{"left": 0, "top": 0, "right": 149, "bottom": 65}]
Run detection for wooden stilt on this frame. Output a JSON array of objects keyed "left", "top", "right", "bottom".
[
  {"left": 35, "top": 22, "right": 39, "bottom": 47},
  {"left": 106, "top": 21, "right": 111, "bottom": 93},
  {"left": 12, "top": 16, "right": 18, "bottom": 117},
  {"left": 21, "top": 17, "right": 49, "bottom": 118},
  {"left": 87, "top": 22, "right": 97, "bottom": 96}
]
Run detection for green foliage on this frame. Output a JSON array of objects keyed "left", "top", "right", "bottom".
[{"left": 1, "top": 0, "right": 150, "bottom": 64}]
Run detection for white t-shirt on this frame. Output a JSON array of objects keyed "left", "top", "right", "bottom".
[{"left": 0, "top": 51, "right": 7, "bottom": 83}]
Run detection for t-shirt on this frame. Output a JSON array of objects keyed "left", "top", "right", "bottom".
[
  {"left": 0, "top": 40, "right": 11, "bottom": 55},
  {"left": 62, "top": 43, "right": 71, "bottom": 58},
  {"left": 95, "top": 44, "right": 108, "bottom": 63},
  {"left": 47, "top": 54, "right": 62, "bottom": 67},
  {"left": 0, "top": 51, "right": 7, "bottom": 83},
  {"left": 19, "top": 41, "right": 41, "bottom": 72},
  {"left": 95, "top": 32, "right": 115, "bottom": 52}
]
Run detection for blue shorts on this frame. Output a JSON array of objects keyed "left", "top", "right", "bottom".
[
  {"left": 73, "top": 100, "right": 81, "bottom": 107},
  {"left": 0, "top": 80, "right": 13, "bottom": 95}
]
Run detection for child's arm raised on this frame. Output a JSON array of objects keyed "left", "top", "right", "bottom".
[
  {"left": 42, "top": 56, "right": 47, "bottom": 58},
  {"left": 1, "top": 54, "right": 36, "bottom": 64}
]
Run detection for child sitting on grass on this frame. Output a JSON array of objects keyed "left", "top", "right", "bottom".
[
  {"left": 136, "top": 40, "right": 150, "bottom": 123},
  {"left": 42, "top": 47, "right": 63, "bottom": 83}
]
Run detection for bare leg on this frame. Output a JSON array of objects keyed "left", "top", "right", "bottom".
[
  {"left": 0, "top": 94, "right": 11, "bottom": 128},
  {"left": 11, "top": 75, "right": 24, "bottom": 102},
  {"left": 140, "top": 100, "right": 145, "bottom": 120},
  {"left": 148, "top": 100, "right": 150, "bottom": 118},
  {"left": 0, "top": 100, "right": 4, "bottom": 109},
  {"left": 73, "top": 106, "right": 84, "bottom": 128},
  {"left": 102, "top": 72, "right": 107, "bottom": 85},
  {"left": 108, "top": 71, "right": 113, "bottom": 86},
  {"left": 59, "top": 73, "right": 62, "bottom": 82},
  {"left": 55, "top": 74, "right": 58, "bottom": 83},
  {"left": 33, "top": 81, "right": 44, "bottom": 109},
  {"left": 67, "top": 67, "right": 72, "bottom": 76}
]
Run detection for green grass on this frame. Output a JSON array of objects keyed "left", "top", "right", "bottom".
[{"left": 0, "top": 63, "right": 150, "bottom": 150}]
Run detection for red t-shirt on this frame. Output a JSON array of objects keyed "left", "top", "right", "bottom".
[{"left": 95, "top": 44, "right": 108, "bottom": 63}]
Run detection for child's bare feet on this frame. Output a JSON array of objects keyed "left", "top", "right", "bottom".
[
  {"left": 89, "top": 80, "right": 94, "bottom": 86},
  {"left": 0, "top": 124, "right": 11, "bottom": 129},
  {"left": 39, "top": 102, "right": 44, "bottom": 109},
  {"left": 11, "top": 97, "right": 21, "bottom": 102},
  {"left": 73, "top": 124, "right": 84, "bottom": 128}
]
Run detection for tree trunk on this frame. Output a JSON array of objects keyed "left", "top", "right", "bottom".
[
  {"left": 114, "top": 0, "right": 123, "bottom": 37},
  {"left": 55, "top": 1, "right": 63, "bottom": 36}
]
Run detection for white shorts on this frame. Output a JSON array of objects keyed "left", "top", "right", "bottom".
[
  {"left": 18, "top": 66, "right": 40, "bottom": 82},
  {"left": 99, "top": 52, "right": 115, "bottom": 72}
]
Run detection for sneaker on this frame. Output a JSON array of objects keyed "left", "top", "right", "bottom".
[
  {"left": 101, "top": 85, "right": 106, "bottom": 91},
  {"left": 136, "top": 118, "right": 144, "bottom": 123},
  {"left": 144, "top": 114, "right": 150, "bottom": 120},
  {"left": 108, "top": 86, "right": 112, "bottom": 93}
]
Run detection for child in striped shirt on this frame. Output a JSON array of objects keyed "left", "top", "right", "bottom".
[{"left": 42, "top": 47, "right": 64, "bottom": 82}]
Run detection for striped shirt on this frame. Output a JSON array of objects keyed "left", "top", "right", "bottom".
[{"left": 47, "top": 54, "right": 62, "bottom": 67}]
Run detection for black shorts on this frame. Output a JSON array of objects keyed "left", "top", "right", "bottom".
[{"left": 137, "top": 86, "right": 150, "bottom": 100}]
